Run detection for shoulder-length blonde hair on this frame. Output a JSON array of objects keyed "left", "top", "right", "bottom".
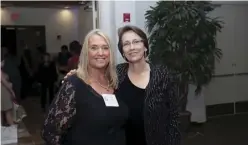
[{"left": 76, "top": 29, "right": 118, "bottom": 89}]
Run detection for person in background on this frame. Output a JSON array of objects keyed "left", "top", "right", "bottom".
[
  {"left": 41, "top": 29, "right": 128, "bottom": 145},
  {"left": 57, "top": 45, "right": 71, "bottom": 75},
  {"left": 34, "top": 45, "right": 46, "bottom": 72},
  {"left": 19, "top": 44, "right": 34, "bottom": 99},
  {"left": 67, "top": 41, "right": 81, "bottom": 70},
  {"left": 1, "top": 58, "right": 27, "bottom": 125},
  {"left": 36, "top": 53, "right": 58, "bottom": 112},
  {"left": 1, "top": 60, "right": 15, "bottom": 126},
  {"left": 1, "top": 46, "right": 22, "bottom": 102}
]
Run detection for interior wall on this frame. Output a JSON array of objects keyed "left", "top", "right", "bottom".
[
  {"left": 135, "top": 1, "right": 156, "bottom": 34},
  {"left": 1, "top": 7, "right": 79, "bottom": 53},
  {"left": 134, "top": 1, "right": 248, "bottom": 105},
  {"left": 78, "top": 7, "right": 93, "bottom": 44},
  {"left": 114, "top": 1, "right": 136, "bottom": 64},
  {"left": 205, "top": 4, "right": 248, "bottom": 105},
  {"left": 97, "top": 1, "right": 136, "bottom": 64}
]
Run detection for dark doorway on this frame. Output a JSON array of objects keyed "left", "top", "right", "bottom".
[
  {"left": 1, "top": 25, "right": 46, "bottom": 66},
  {"left": 1, "top": 25, "right": 46, "bottom": 57},
  {"left": 1, "top": 25, "right": 46, "bottom": 71},
  {"left": 1, "top": 27, "right": 17, "bottom": 55}
]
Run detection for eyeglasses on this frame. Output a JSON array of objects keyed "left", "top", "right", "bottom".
[{"left": 123, "top": 40, "right": 143, "bottom": 48}]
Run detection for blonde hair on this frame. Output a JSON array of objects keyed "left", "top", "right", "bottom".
[{"left": 76, "top": 29, "right": 118, "bottom": 89}]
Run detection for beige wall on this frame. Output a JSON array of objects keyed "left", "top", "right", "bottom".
[{"left": 1, "top": 7, "right": 80, "bottom": 53}]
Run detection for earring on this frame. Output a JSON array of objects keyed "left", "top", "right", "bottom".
[{"left": 144, "top": 51, "right": 147, "bottom": 58}]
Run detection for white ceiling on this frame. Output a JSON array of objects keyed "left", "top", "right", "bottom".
[{"left": 1, "top": 1, "right": 92, "bottom": 9}]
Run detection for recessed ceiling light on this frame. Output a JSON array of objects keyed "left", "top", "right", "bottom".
[{"left": 79, "top": 1, "right": 86, "bottom": 5}]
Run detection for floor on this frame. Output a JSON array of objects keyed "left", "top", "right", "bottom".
[
  {"left": 19, "top": 96, "right": 248, "bottom": 145},
  {"left": 182, "top": 114, "right": 248, "bottom": 145},
  {"left": 20, "top": 96, "right": 45, "bottom": 145}
]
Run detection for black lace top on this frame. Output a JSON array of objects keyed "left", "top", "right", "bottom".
[
  {"left": 41, "top": 81, "right": 76, "bottom": 144},
  {"left": 41, "top": 75, "right": 128, "bottom": 145}
]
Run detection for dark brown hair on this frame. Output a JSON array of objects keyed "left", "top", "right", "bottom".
[
  {"left": 69, "top": 40, "right": 81, "bottom": 55},
  {"left": 118, "top": 25, "right": 149, "bottom": 59}
]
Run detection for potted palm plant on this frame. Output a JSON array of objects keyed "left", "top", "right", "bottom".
[{"left": 145, "top": 1, "right": 224, "bottom": 131}]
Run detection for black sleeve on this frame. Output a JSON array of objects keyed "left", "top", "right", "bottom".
[
  {"left": 162, "top": 70, "right": 181, "bottom": 145},
  {"left": 41, "top": 81, "right": 76, "bottom": 145}
]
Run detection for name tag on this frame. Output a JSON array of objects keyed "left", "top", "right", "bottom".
[{"left": 102, "top": 94, "right": 119, "bottom": 107}]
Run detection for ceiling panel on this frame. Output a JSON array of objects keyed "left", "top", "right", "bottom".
[{"left": 1, "top": 1, "right": 91, "bottom": 8}]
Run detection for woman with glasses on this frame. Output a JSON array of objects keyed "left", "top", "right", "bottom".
[{"left": 116, "top": 25, "right": 181, "bottom": 145}]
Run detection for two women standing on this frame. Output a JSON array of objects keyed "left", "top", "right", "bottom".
[{"left": 42, "top": 25, "right": 181, "bottom": 145}]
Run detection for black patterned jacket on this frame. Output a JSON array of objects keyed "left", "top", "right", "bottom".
[{"left": 116, "top": 63, "right": 181, "bottom": 145}]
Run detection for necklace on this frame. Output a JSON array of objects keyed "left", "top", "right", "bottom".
[
  {"left": 96, "top": 80, "right": 110, "bottom": 91},
  {"left": 89, "top": 74, "right": 111, "bottom": 91}
]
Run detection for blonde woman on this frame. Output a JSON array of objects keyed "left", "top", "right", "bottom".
[{"left": 41, "top": 29, "right": 128, "bottom": 145}]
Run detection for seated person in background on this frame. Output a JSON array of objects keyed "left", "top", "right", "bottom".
[
  {"left": 36, "top": 53, "right": 58, "bottom": 112},
  {"left": 57, "top": 45, "right": 71, "bottom": 75},
  {"left": 67, "top": 41, "right": 81, "bottom": 71}
]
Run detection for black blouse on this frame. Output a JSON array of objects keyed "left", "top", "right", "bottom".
[
  {"left": 116, "top": 75, "right": 147, "bottom": 145},
  {"left": 41, "top": 75, "right": 128, "bottom": 145}
]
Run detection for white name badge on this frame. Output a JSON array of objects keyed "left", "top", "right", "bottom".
[{"left": 102, "top": 94, "right": 119, "bottom": 107}]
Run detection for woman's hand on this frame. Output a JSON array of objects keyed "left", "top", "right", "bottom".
[{"left": 64, "top": 69, "right": 77, "bottom": 79}]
